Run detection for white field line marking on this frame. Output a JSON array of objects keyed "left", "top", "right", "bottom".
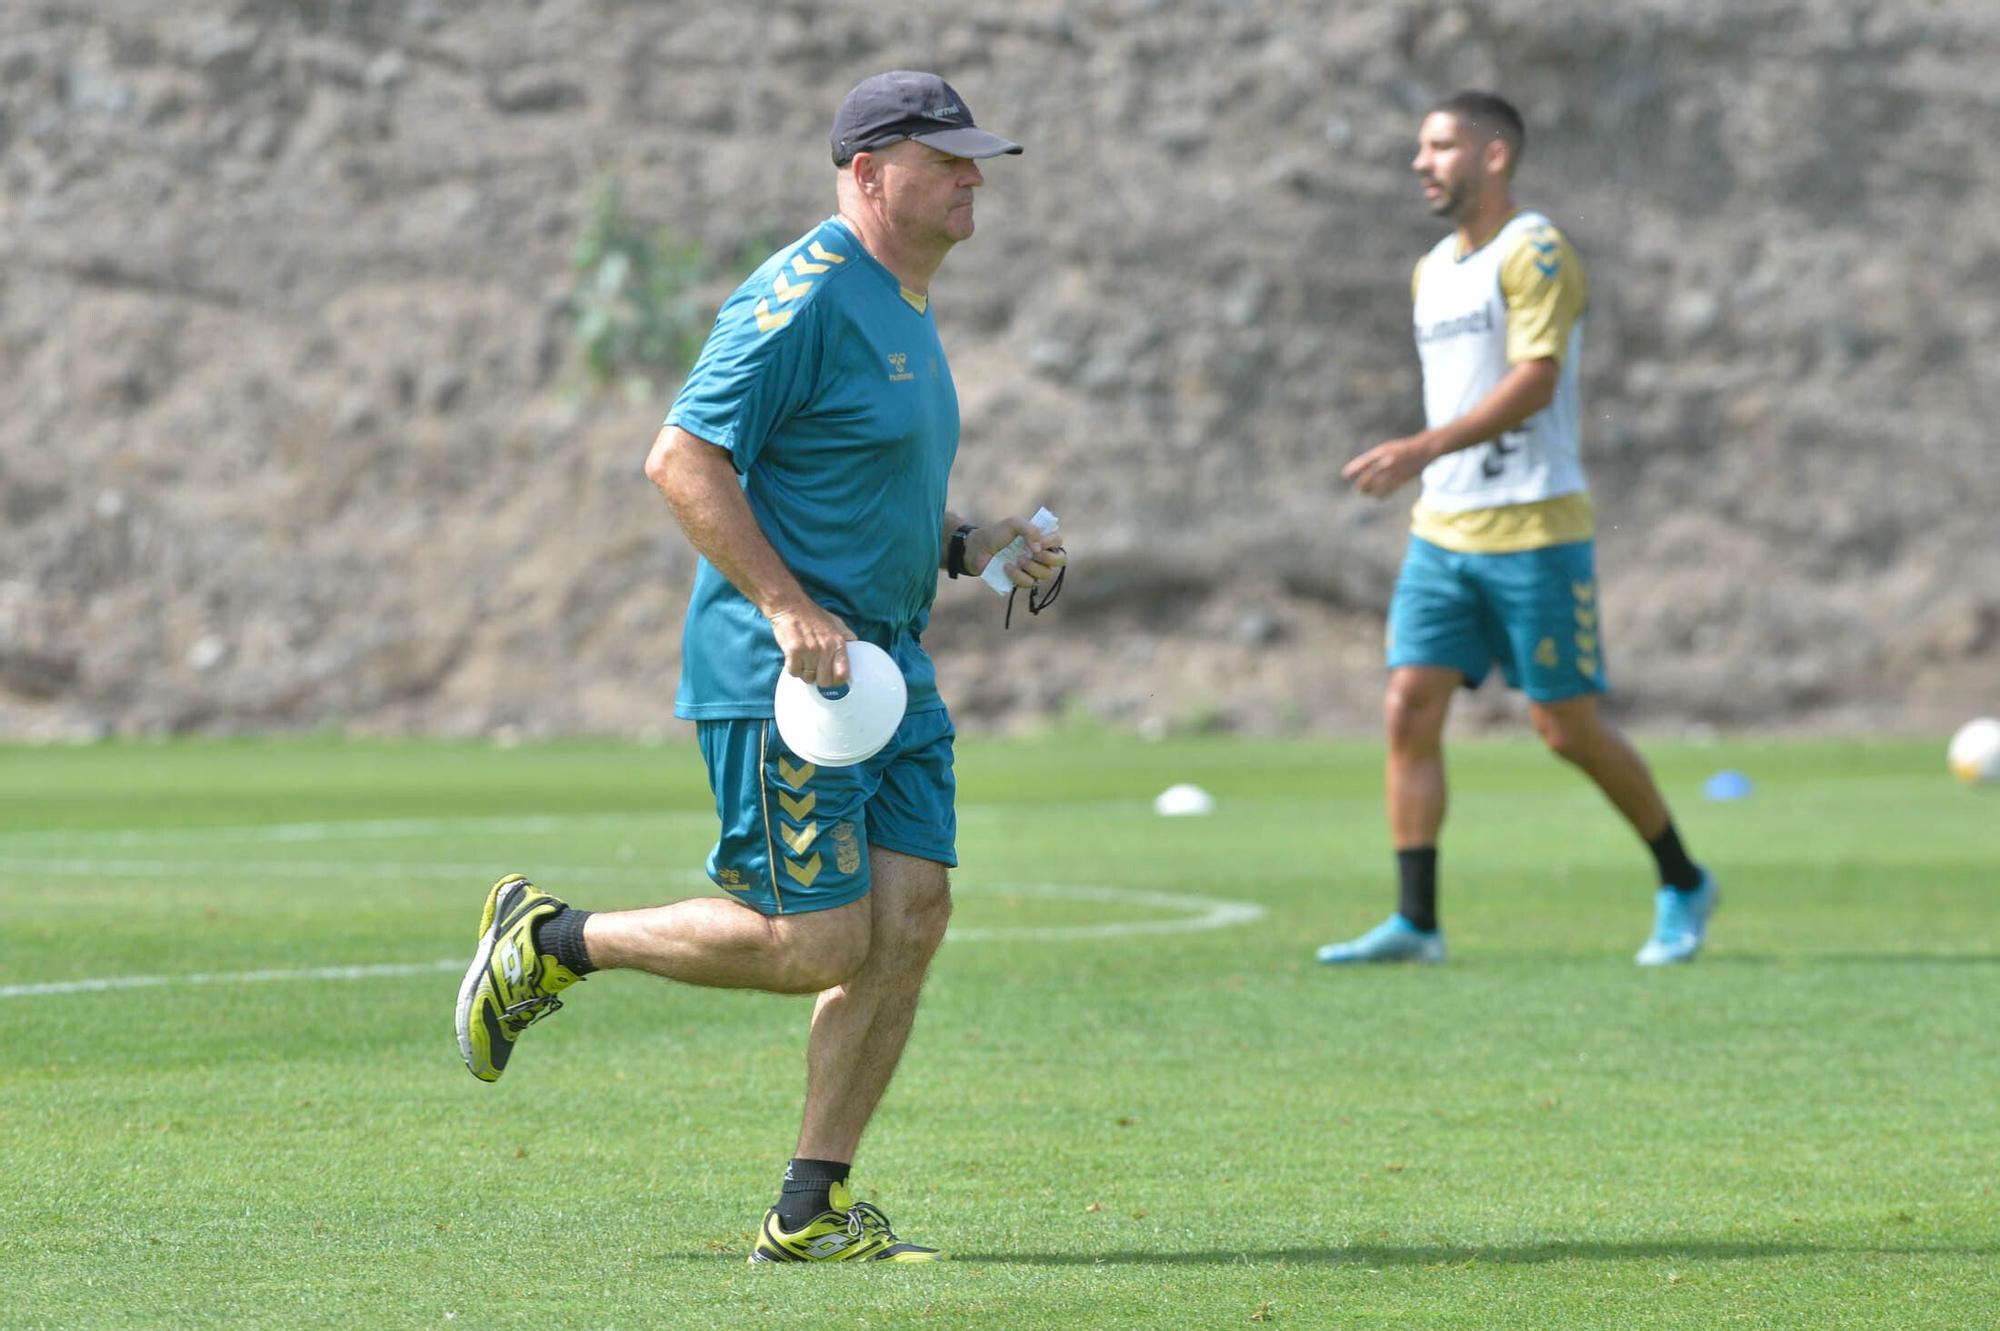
[
  {"left": 0, "top": 858, "right": 1264, "bottom": 937},
  {"left": 0, "top": 960, "right": 464, "bottom": 999},
  {"left": 0, "top": 803, "right": 1161, "bottom": 850},
  {"left": 0, "top": 811, "right": 714, "bottom": 848},
  {"left": 0, "top": 858, "right": 713, "bottom": 887},
  {"left": 0, "top": 882, "right": 1265, "bottom": 1001},
  {"left": 944, "top": 884, "right": 1266, "bottom": 941}
]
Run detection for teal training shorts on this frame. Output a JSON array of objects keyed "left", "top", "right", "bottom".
[
  {"left": 695, "top": 707, "right": 957, "bottom": 916},
  {"left": 1385, "top": 534, "right": 1609, "bottom": 702}
]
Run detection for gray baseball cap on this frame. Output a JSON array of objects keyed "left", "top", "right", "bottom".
[{"left": 830, "top": 71, "right": 1022, "bottom": 166}]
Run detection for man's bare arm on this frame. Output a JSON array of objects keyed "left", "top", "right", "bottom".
[
  {"left": 1343, "top": 358, "right": 1559, "bottom": 499},
  {"left": 644, "top": 424, "right": 854, "bottom": 684}
]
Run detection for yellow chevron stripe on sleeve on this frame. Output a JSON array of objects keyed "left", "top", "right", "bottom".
[
  {"left": 772, "top": 271, "right": 811, "bottom": 303},
  {"left": 808, "top": 242, "right": 846, "bottom": 265},
  {"left": 754, "top": 299, "right": 792, "bottom": 333},
  {"left": 793, "top": 254, "right": 830, "bottom": 276}
]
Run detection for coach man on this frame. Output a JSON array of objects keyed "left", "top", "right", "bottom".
[{"left": 456, "top": 71, "right": 1065, "bottom": 1263}]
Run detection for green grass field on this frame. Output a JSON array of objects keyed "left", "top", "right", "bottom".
[{"left": 2, "top": 735, "right": 1995, "bottom": 1329}]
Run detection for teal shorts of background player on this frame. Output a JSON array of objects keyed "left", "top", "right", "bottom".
[{"left": 1385, "top": 534, "right": 1609, "bottom": 702}]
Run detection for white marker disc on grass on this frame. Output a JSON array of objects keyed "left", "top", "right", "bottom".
[{"left": 1153, "top": 783, "right": 1216, "bottom": 817}]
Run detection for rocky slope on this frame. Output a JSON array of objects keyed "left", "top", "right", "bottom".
[{"left": 3, "top": 0, "right": 1996, "bottom": 740}]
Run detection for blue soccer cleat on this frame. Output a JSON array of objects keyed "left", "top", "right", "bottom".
[
  {"left": 1635, "top": 870, "right": 1719, "bottom": 966},
  {"left": 1316, "top": 914, "right": 1446, "bottom": 965}
]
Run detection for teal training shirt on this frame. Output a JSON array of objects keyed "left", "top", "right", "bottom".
[{"left": 665, "top": 217, "right": 959, "bottom": 720}]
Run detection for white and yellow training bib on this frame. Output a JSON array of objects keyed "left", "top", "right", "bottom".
[{"left": 1409, "top": 209, "right": 1592, "bottom": 553}]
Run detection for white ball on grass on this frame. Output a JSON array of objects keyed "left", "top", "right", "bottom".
[{"left": 1947, "top": 717, "right": 2000, "bottom": 787}]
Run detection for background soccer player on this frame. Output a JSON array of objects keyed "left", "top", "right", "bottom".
[
  {"left": 455, "top": 71, "right": 1065, "bottom": 1262},
  {"left": 1319, "top": 91, "right": 1716, "bottom": 968}
]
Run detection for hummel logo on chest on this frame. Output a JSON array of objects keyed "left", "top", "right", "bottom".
[{"left": 887, "top": 353, "right": 915, "bottom": 382}]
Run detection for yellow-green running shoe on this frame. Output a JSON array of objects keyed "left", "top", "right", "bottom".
[
  {"left": 455, "top": 874, "right": 582, "bottom": 1082},
  {"left": 749, "top": 1181, "right": 945, "bottom": 1263}
]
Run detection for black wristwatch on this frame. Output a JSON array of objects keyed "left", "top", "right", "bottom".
[{"left": 946, "top": 523, "right": 976, "bottom": 579}]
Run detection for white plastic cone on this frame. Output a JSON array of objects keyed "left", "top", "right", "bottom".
[{"left": 773, "top": 640, "right": 908, "bottom": 767}]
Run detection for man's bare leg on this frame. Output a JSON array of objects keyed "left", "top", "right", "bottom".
[
  {"left": 1527, "top": 695, "right": 1669, "bottom": 838},
  {"left": 579, "top": 847, "right": 951, "bottom": 1157},
  {"left": 1319, "top": 666, "right": 1459, "bottom": 963},
  {"left": 795, "top": 847, "right": 952, "bottom": 1162},
  {"left": 1529, "top": 693, "right": 1715, "bottom": 964},
  {"left": 459, "top": 874, "right": 870, "bottom": 1084},
  {"left": 582, "top": 893, "right": 871, "bottom": 995},
  {"left": 1386, "top": 665, "right": 1461, "bottom": 850}
]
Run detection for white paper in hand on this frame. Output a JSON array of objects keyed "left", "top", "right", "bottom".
[
  {"left": 772, "top": 641, "right": 908, "bottom": 767},
  {"left": 980, "top": 507, "right": 1061, "bottom": 595}
]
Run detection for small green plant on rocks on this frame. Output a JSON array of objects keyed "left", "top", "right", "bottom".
[{"left": 569, "top": 178, "right": 710, "bottom": 402}]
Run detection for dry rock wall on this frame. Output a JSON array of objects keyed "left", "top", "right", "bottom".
[{"left": 2, "top": 0, "right": 1996, "bottom": 739}]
